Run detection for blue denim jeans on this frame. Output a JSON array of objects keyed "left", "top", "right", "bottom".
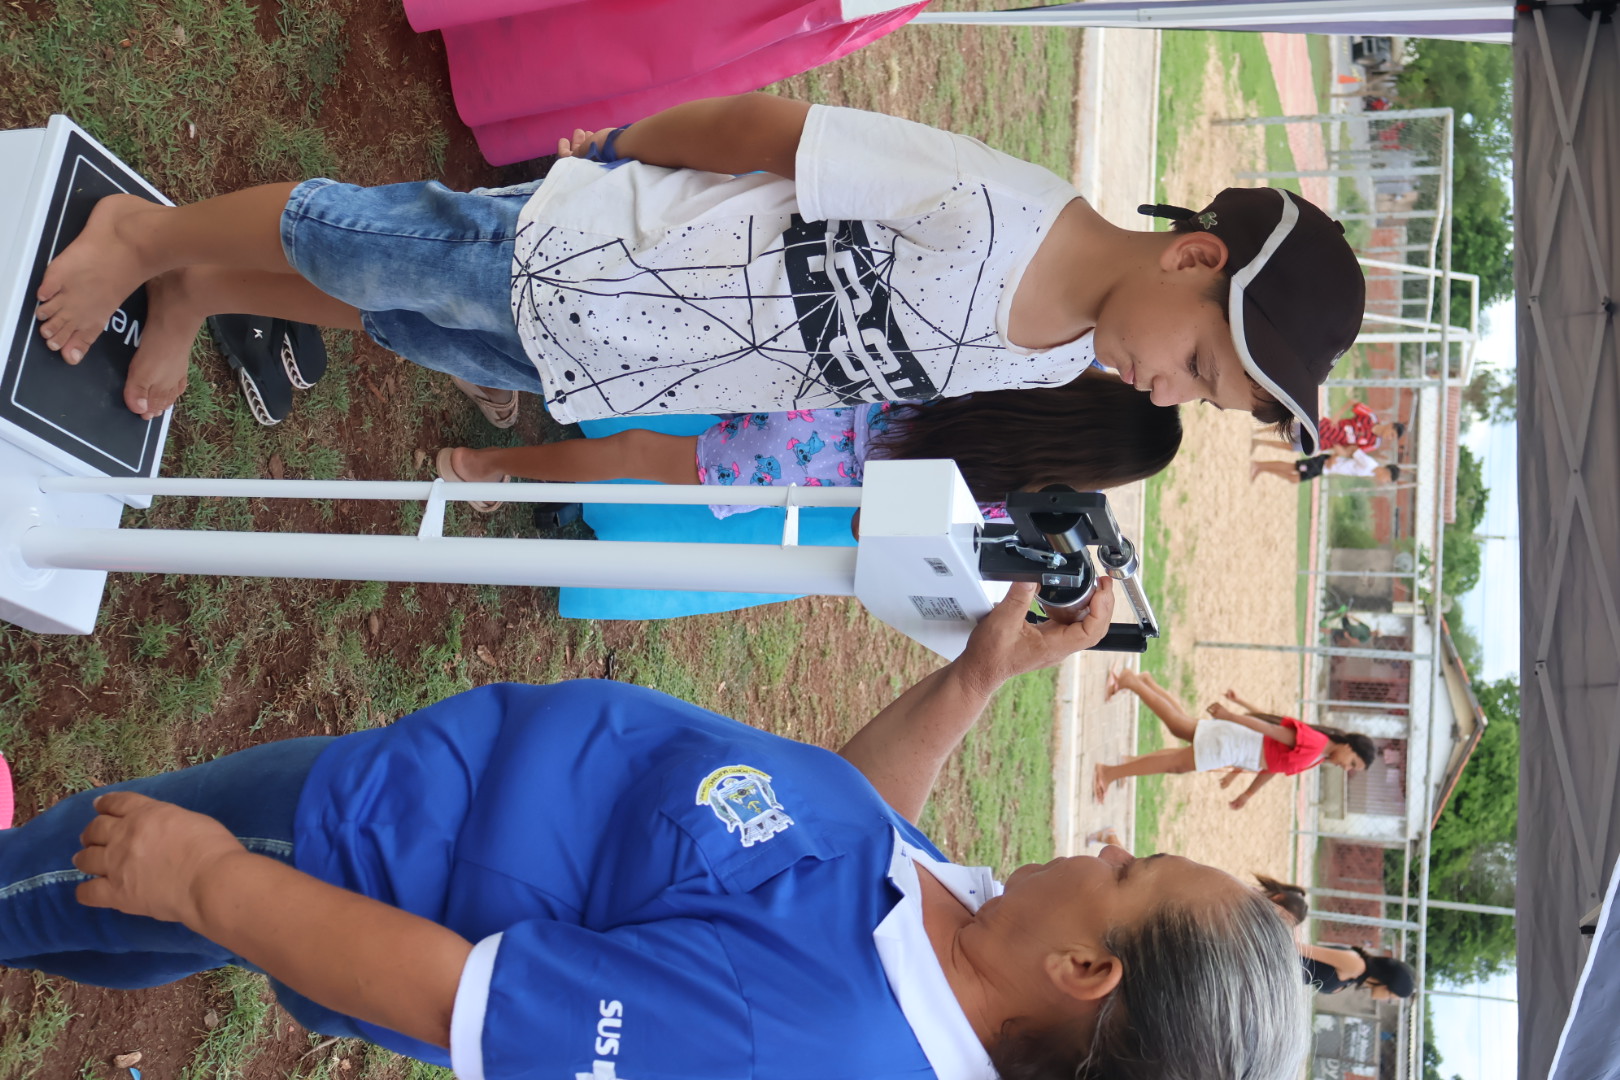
[
  {"left": 280, "top": 178, "right": 547, "bottom": 393},
  {"left": 0, "top": 736, "right": 364, "bottom": 1036}
]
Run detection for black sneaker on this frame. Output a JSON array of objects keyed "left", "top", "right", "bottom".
[
  {"left": 280, "top": 321, "right": 328, "bottom": 390},
  {"left": 208, "top": 314, "right": 293, "bottom": 425},
  {"left": 532, "top": 502, "right": 584, "bottom": 529}
]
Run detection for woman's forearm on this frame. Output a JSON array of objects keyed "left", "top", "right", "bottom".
[
  {"left": 838, "top": 581, "right": 1116, "bottom": 821},
  {"left": 190, "top": 851, "right": 471, "bottom": 1047}
]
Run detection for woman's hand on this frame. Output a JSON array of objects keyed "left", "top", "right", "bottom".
[
  {"left": 1224, "top": 689, "right": 1240, "bottom": 702},
  {"left": 73, "top": 792, "right": 247, "bottom": 927},
  {"left": 1229, "top": 794, "right": 1250, "bottom": 811},
  {"left": 954, "top": 579, "right": 1115, "bottom": 698}
]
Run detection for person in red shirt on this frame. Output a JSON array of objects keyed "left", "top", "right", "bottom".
[
  {"left": 1093, "top": 672, "right": 1374, "bottom": 810},
  {"left": 1252, "top": 402, "right": 1403, "bottom": 455}
]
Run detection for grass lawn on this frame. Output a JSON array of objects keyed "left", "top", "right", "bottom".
[{"left": 0, "top": 3, "right": 1078, "bottom": 1076}]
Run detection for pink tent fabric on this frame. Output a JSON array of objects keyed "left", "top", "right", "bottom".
[{"left": 404, "top": 0, "right": 930, "bottom": 165}]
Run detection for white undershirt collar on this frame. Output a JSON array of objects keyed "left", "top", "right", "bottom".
[{"left": 872, "top": 829, "right": 1002, "bottom": 1080}]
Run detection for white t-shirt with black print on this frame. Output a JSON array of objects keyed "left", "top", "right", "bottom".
[{"left": 509, "top": 104, "right": 1094, "bottom": 424}]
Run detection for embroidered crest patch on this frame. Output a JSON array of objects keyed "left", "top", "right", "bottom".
[{"left": 696, "top": 765, "right": 794, "bottom": 847}]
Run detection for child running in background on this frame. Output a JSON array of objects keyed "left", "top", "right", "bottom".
[
  {"left": 434, "top": 367, "right": 1181, "bottom": 514},
  {"left": 1092, "top": 672, "right": 1374, "bottom": 810},
  {"left": 1252, "top": 403, "right": 1403, "bottom": 456},
  {"left": 1251, "top": 446, "right": 1401, "bottom": 486},
  {"left": 1300, "top": 943, "right": 1417, "bottom": 1000},
  {"left": 38, "top": 93, "right": 1363, "bottom": 452}
]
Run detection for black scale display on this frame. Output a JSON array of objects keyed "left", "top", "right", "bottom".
[{"left": 1, "top": 129, "right": 165, "bottom": 478}]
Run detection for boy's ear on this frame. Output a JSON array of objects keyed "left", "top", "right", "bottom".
[{"left": 1161, "top": 231, "right": 1230, "bottom": 274}]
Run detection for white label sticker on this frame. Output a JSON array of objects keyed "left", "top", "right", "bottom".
[{"left": 909, "top": 595, "right": 969, "bottom": 621}]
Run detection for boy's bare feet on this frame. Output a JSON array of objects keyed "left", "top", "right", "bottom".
[
  {"left": 123, "top": 270, "right": 201, "bottom": 419},
  {"left": 35, "top": 194, "right": 164, "bottom": 365},
  {"left": 1104, "top": 664, "right": 1122, "bottom": 701},
  {"left": 1092, "top": 763, "right": 1113, "bottom": 804}
]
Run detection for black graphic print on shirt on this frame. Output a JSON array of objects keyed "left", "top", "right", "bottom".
[
  {"left": 781, "top": 215, "right": 936, "bottom": 404},
  {"left": 509, "top": 173, "right": 1095, "bottom": 424}
]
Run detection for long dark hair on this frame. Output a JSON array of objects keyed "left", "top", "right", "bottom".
[
  {"left": 1250, "top": 713, "right": 1377, "bottom": 769},
  {"left": 871, "top": 369, "right": 1183, "bottom": 504},
  {"left": 1314, "top": 726, "right": 1377, "bottom": 768},
  {"left": 1254, "top": 875, "right": 1309, "bottom": 923},
  {"left": 1337, "top": 947, "right": 1416, "bottom": 998},
  {"left": 1360, "top": 953, "right": 1417, "bottom": 998}
]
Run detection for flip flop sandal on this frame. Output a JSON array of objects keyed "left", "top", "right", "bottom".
[
  {"left": 449, "top": 375, "right": 520, "bottom": 429},
  {"left": 435, "top": 447, "right": 507, "bottom": 513},
  {"left": 280, "top": 321, "right": 328, "bottom": 391},
  {"left": 0, "top": 752, "right": 13, "bottom": 829},
  {"left": 208, "top": 313, "right": 293, "bottom": 426}
]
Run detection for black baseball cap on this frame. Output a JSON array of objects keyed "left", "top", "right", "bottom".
[{"left": 1139, "top": 188, "right": 1364, "bottom": 454}]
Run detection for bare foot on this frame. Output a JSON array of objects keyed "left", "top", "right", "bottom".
[
  {"left": 35, "top": 194, "right": 165, "bottom": 365},
  {"left": 1104, "top": 664, "right": 1123, "bottom": 702},
  {"left": 1085, "top": 827, "right": 1124, "bottom": 847},
  {"left": 1092, "top": 763, "right": 1112, "bottom": 804},
  {"left": 123, "top": 270, "right": 201, "bottom": 419}
]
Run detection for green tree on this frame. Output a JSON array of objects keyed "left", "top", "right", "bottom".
[
  {"left": 1463, "top": 364, "right": 1517, "bottom": 424},
  {"left": 1397, "top": 41, "right": 1515, "bottom": 322},
  {"left": 1441, "top": 445, "right": 1488, "bottom": 599},
  {"left": 1421, "top": 676, "right": 1521, "bottom": 983},
  {"left": 1448, "top": 617, "right": 1485, "bottom": 672}
]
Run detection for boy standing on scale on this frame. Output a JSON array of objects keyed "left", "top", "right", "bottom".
[{"left": 34, "top": 92, "right": 1362, "bottom": 453}]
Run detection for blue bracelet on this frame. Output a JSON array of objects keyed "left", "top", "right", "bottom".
[{"left": 582, "top": 125, "right": 632, "bottom": 164}]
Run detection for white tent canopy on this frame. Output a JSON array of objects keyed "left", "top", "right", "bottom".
[{"left": 915, "top": 0, "right": 1513, "bottom": 42}]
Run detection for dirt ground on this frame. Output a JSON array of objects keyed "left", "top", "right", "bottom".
[{"left": 1141, "top": 40, "right": 1306, "bottom": 887}]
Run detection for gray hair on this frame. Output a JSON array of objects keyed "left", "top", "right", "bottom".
[{"left": 988, "top": 891, "right": 1310, "bottom": 1080}]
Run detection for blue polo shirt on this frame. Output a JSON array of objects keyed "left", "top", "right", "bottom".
[{"left": 290, "top": 680, "right": 997, "bottom": 1080}]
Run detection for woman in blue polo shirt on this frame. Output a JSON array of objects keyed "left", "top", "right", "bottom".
[{"left": 0, "top": 580, "right": 1308, "bottom": 1080}]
